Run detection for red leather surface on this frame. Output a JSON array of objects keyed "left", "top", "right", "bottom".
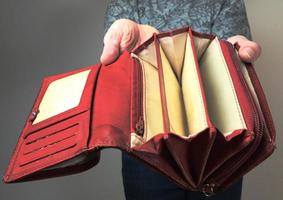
[{"left": 88, "top": 52, "right": 133, "bottom": 150}]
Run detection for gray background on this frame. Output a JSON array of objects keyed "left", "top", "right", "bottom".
[{"left": 0, "top": 0, "right": 282, "bottom": 199}]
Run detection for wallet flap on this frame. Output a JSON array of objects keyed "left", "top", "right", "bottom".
[{"left": 4, "top": 64, "right": 101, "bottom": 182}]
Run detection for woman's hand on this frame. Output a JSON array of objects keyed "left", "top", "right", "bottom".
[
  {"left": 227, "top": 35, "right": 262, "bottom": 63},
  {"left": 101, "top": 20, "right": 261, "bottom": 65},
  {"left": 100, "top": 19, "right": 158, "bottom": 65}
]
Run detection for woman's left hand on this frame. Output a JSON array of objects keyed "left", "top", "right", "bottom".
[{"left": 227, "top": 35, "right": 262, "bottom": 63}]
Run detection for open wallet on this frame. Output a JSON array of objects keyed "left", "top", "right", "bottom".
[{"left": 3, "top": 27, "right": 276, "bottom": 195}]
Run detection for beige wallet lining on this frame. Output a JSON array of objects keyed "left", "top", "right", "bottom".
[
  {"left": 32, "top": 70, "right": 91, "bottom": 124},
  {"left": 132, "top": 32, "right": 248, "bottom": 145}
]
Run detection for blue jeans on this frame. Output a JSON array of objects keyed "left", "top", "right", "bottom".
[{"left": 122, "top": 152, "right": 243, "bottom": 200}]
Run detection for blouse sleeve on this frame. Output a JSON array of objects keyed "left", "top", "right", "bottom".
[
  {"left": 211, "top": 0, "right": 252, "bottom": 40},
  {"left": 104, "top": 0, "right": 138, "bottom": 33}
]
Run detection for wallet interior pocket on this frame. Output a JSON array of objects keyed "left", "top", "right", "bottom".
[
  {"left": 132, "top": 29, "right": 249, "bottom": 145},
  {"left": 197, "top": 37, "right": 247, "bottom": 136},
  {"left": 133, "top": 32, "right": 210, "bottom": 141}
]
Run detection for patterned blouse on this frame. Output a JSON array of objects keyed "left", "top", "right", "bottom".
[{"left": 104, "top": 0, "right": 252, "bottom": 40}]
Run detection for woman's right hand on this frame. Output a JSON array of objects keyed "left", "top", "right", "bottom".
[{"left": 100, "top": 19, "right": 158, "bottom": 65}]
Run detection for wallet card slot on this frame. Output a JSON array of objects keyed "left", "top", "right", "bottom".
[
  {"left": 23, "top": 133, "right": 77, "bottom": 156},
  {"left": 25, "top": 123, "right": 78, "bottom": 145},
  {"left": 18, "top": 110, "right": 90, "bottom": 168},
  {"left": 23, "top": 123, "right": 79, "bottom": 155},
  {"left": 19, "top": 134, "right": 77, "bottom": 167}
]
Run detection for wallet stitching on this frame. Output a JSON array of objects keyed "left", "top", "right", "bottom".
[{"left": 217, "top": 40, "right": 246, "bottom": 132}]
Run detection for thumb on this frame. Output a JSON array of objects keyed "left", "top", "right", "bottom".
[
  {"left": 238, "top": 46, "right": 256, "bottom": 63},
  {"left": 100, "top": 38, "right": 120, "bottom": 65},
  {"left": 238, "top": 43, "right": 261, "bottom": 63},
  {"left": 100, "top": 19, "right": 140, "bottom": 65},
  {"left": 100, "top": 20, "right": 125, "bottom": 65},
  {"left": 227, "top": 35, "right": 261, "bottom": 63}
]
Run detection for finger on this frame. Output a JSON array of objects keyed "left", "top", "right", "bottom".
[
  {"left": 227, "top": 35, "right": 247, "bottom": 45},
  {"left": 238, "top": 47, "right": 256, "bottom": 62},
  {"left": 119, "top": 22, "right": 139, "bottom": 52},
  {"left": 137, "top": 24, "right": 159, "bottom": 45},
  {"left": 100, "top": 40, "right": 120, "bottom": 65},
  {"left": 100, "top": 23, "right": 123, "bottom": 65},
  {"left": 238, "top": 42, "right": 261, "bottom": 63},
  {"left": 100, "top": 19, "right": 139, "bottom": 65}
]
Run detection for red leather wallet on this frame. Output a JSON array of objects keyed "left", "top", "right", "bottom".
[{"left": 3, "top": 27, "right": 276, "bottom": 196}]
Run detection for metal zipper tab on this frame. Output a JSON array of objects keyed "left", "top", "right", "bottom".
[
  {"left": 29, "top": 109, "right": 40, "bottom": 122},
  {"left": 202, "top": 183, "right": 216, "bottom": 196},
  {"left": 135, "top": 117, "right": 144, "bottom": 136},
  {"left": 132, "top": 57, "right": 144, "bottom": 137}
]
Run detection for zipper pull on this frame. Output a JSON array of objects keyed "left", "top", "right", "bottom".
[
  {"left": 135, "top": 117, "right": 144, "bottom": 136},
  {"left": 202, "top": 183, "right": 216, "bottom": 196}
]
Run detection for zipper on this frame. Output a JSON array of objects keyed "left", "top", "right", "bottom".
[
  {"left": 245, "top": 63, "right": 275, "bottom": 143},
  {"left": 202, "top": 183, "right": 216, "bottom": 197},
  {"left": 203, "top": 42, "right": 265, "bottom": 193},
  {"left": 211, "top": 106, "right": 263, "bottom": 194},
  {"left": 234, "top": 42, "right": 274, "bottom": 142},
  {"left": 133, "top": 57, "right": 144, "bottom": 136}
]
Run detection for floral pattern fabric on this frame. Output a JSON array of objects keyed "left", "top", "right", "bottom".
[{"left": 104, "top": 0, "right": 252, "bottom": 40}]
